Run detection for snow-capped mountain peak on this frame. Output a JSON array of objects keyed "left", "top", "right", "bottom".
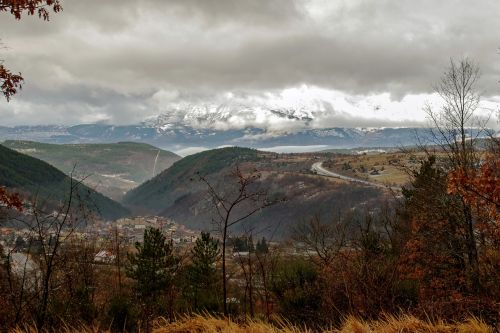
[{"left": 145, "top": 100, "right": 329, "bottom": 133}]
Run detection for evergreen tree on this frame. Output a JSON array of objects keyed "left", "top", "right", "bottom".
[
  {"left": 248, "top": 235, "right": 255, "bottom": 253},
  {"left": 126, "top": 227, "right": 177, "bottom": 329},
  {"left": 126, "top": 227, "right": 177, "bottom": 298},
  {"left": 231, "top": 236, "right": 254, "bottom": 252},
  {"left": 14, "top": 236, "right": 26, "bottom": 250},
  {"left": 185, "top": 232, "right": 220, "bottom": 312},
  {"left": 256, "top": 237, "right": 269, "bottom": 254},
  {"left": 400, "top": 156, "right": 470, "bottom": 305}
]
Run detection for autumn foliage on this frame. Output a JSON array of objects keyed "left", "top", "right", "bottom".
[
  {"left": 0, "top": 186, "right": 23, "bottom": 211},
  {"left": 393, "top": 154, "right": 500, "bottom": 321},
  {"left": 1, "top": 0, "right": 62, "bottom": 100},
  {"left": 0, "top": 0, "right": 62, "bottom": 20},
  {"left": 0, "top": 65, "right": 23, "bottom": 101},
  {"left": 448, "top": 155, "right": 500, "bottom": 223}
]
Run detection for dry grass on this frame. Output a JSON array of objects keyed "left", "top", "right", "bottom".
[
  {"left": 152, "top": 315, "right": 492, "bottom": 333},
  {"left": 331, "top": 315, "right": 492, "bottom": 333},
  {"left": 10, "top": 324, "right": 103, "bottom": 333},
  {"left": 327, "top": 152, "right": 420, "bottom": 186},
  {"left": 153, "top": 315, "right": 307, "bottom": 333},
  {"left": 9, "top": 315, "right": 493, "bottom": 333}
]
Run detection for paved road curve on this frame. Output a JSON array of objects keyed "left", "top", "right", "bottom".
[{"left": 311, "top": 161, "right": 398, "bottom": 190}]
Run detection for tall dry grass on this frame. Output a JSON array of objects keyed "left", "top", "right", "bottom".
[
  {"left": 155, "top": 314, "right": 493, "bottom": 333},
  {"left": 10, "top": 314, "right": 493, "bottom": 333}
]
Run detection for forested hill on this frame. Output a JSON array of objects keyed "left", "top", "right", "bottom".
[
  {"left": 123, "top": 147, "right": 263, "bottom": 214},
  {"left": 2, "top": 140, "right": 180, "bottom": 201},
  {"left": 0, "top": 144, "right": 130, "bottom": 220},
  {"left": 122, "top": 147, "right": 383, "bottom": 237}
]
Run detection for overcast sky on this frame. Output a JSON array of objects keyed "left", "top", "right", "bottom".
[{"left": 0, "top": 0, "right": 499, "bottom": 129}]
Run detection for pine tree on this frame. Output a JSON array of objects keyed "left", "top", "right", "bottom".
[
  {"left": 126, "top": 227, "right": 177, "bottom": 330},
  {"left": 185, "top": 232, "right": 220, "bottom": 312},
  {"left": 126, "top": 227, "right": 177, "bottom": 298},
  {"left": 256, "top": 237, "right": 269, "bottom": 254}
]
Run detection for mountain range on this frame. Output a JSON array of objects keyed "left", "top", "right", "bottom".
[
  {"left": 3, "top": 100, "right": 496, "bottom": 155},
  {"left": 0, "top": 104, "right": 441, "bottom": 153},
  {"left": 0, "top": 123, "right": 427, "bottom": 155}
]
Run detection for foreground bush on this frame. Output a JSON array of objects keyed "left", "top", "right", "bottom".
[{"left": 11, "top": 314, "right": 493, "bottom": 333}]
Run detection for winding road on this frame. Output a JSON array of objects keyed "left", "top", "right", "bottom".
[{"left": 311, "top": 161, "right": 398, "bottom": 190}]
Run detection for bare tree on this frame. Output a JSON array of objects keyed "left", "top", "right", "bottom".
[
  {"left": 15, "top": 174, "right": 89, "bottom": 329},
  {"left": 2, "top": 241, "right": 38, "bottom": 327},
  {"left": 424, "top": 57, "right": 483, "bottom": 291},
  {"left": 293, "top": 213, "right": 349, "bottom": 267},
  {"left": 198, "top": 165, "right": 276, "bottom": 316},
  {"left": 425, "top": 58, "right": 482, "bottom": 169},
  {"left": 34, "top": 178, "right": 80, "bottom": 328},
  {"left": 292, "top": 213, "right": 356, "bottom": 316},
  {"left": 234, "top": 240, "right": 254, "bottom": 318},
  {"left": 112, "top": 226, "right": 125, "bottom": 292},
  {"left": 254, "top": 245, "right": 278, "bottom": 321}
]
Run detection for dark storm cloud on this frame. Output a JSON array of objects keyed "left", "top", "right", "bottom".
[{"left": 0, "top": 0, "right": 499, "bottom": 126}]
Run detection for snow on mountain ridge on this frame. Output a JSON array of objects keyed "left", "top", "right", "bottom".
[{"left": 146, "top": 101, "right": 326, "bottom": 131}]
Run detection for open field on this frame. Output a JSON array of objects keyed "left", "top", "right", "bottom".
[{"left": 321, "top": 151, "right": 426, "bottom": 187}]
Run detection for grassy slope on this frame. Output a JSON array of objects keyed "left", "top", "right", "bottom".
[
  {"left": 2, "top": 140, "right": 180, "bottom": 200},
  {"left": 123, "top": 147, "right": 261, "bottom": 213},
  {"left": 0, "top": 144, "right": 129, "bottom": 220}
]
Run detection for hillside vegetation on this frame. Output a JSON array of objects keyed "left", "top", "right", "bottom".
[
  {"left": 123, "top": 147, "right": 386, "bottom": 236},
  {"left": 0, "top": 144, "right": 129, "bottom": 220},
  {"left": 123, "top": 147, "right": 262, "bottom": 213},
  {"left": 2, "top": 140, "right": 180, "bottom": 200}
]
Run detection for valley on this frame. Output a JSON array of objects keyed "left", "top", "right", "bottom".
[
  {"left": 123, "top": 147, "right": 400, "bottom": 238},
  {"left": 2, "top": 141, "right": 180, "bottom": 201},
  {"left": 0, "top": 144, "right": 129, "bottom": 220},
  {"left": 0, "top": 140, "right": 409, "bottom": 238}
]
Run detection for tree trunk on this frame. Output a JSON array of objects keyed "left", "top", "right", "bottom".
[
  {"left": 248, "top": 253, "right": 254, "bottom": 317},
  {"left": 222, "top": 224, "right": 228, "bottom": 316},
  {"left": 463, "top": 202, "right": 480, "bottom": 292}
]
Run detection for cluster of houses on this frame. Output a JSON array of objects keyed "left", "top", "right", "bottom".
[
  {"left": 114, "top": 216, "right": 197, "bottom": 244},
  {"left": 0, "top": 216, "right": 199, "bottom": 275}
]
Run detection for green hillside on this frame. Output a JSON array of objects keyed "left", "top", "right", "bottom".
[
  {"left": 0, "top": 144, "right": 129, "bottom": 220},
  {"left": 123, "top": 147, "right": 261, "bottom": 213},
  {"left": 2, "top": 141, "right": 180, "bottom": 201},
  {"left": 123, "top": 147, "right": 384, "bottom": 238}
]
